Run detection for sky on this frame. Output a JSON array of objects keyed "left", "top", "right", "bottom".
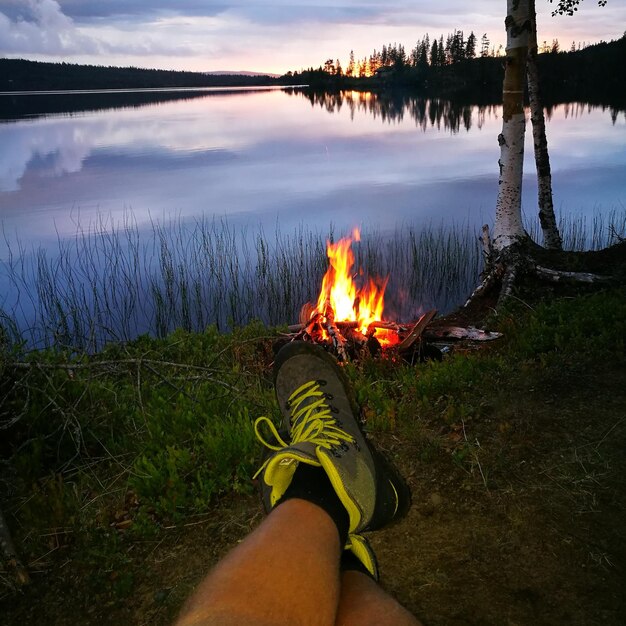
[{"left": 0, "top": 0, "right": 624, "bottom": 75}]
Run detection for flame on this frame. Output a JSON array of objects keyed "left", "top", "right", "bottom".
[{"left": 313, "top": 228, "right": 398, "bottom": 347}]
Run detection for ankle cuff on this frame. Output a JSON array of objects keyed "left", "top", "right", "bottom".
[{"left": 276, "top": 463, "right": 349, "bottom": 548}]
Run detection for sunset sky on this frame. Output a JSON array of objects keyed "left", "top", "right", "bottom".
[{"left": 0, "top": 0, "right": 624, "bottom": 75}]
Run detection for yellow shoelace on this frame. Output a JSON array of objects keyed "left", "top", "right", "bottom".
[{"left": 254, "top": 380, "right": 355, "bottom": 478}]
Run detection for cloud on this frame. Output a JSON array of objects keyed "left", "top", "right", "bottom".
[
  {"left": 55, "top": 0, "right": 229, "bottom": 20},
  {"left": 0, "top": 0, "right": 101, "bottom": 55},
  {"left": 0, "top": 0, "right": 198, "bottom": 58},
  {"left": 1, "top": 0, "right": 624, "bottom": 75}
]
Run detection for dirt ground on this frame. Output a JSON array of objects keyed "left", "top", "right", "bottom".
[{"left": 3, "top": 354, "right": 624, "bottom": 625}]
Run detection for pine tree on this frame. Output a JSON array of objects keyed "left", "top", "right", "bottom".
[
  {"left": 419, "top": 39, "right": 429, "bottom": 68},
  {"left": 430, "top": 40, "right": 439, "bottom": 66},
  {"left": 466, "top": 31, "right": 477, "bottom": 59},
  {"left": 481, "top": 33, "right": 490, "bottom": 57},
  {"left": 346, "top": 50, "right": 355, "bottom": 77}
]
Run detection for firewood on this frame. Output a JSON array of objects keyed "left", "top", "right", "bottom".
[
  {"left": 335, "top": 321, "right": 359, "bottom": 329},
  {"left": 398, "top": 310, "right": 437, "bottom": 351},
  {"left": 299, "top": 302, "right": 317, "bottom": 325},
  {"left": 323, "top": 306, "right": 349, "bottom": 362},
  {"left": 367, "top": 320, "right": 406, "bottom": 333}
]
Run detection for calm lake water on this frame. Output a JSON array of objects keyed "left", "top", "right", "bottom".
[
  {"left": 0, "top": 87, "right": 624, "bottom": 346},
  {"left": 1, "top": 87, "right": 625, "bottom": 244}
]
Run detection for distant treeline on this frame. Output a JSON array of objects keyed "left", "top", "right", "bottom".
[
  {"left": 0, "top": 59, "right": 278, "bottom": 91},
  {"left": 286, "top": 35, "right": 626, "bottom": 105},
  {"left": 1, "top": 34, "right": 624, "bottom": 105}
]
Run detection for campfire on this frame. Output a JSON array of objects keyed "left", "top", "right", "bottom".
[
  {"left": 286, "top": 228, "right": 437, "bottom": 361},
  {"left": 284, "top": 228, "right": 502, "bottom": 362}
]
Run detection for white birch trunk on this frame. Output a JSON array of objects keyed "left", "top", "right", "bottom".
[
  {"left": 493, "top": 0, "right": 531, "bottom": 251},
  {"left": 527, "top": 0, "right": 563, "bottom": 250}
]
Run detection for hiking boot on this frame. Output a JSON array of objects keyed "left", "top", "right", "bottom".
[
  {"left": 254, "top": 341, "right": 411, "bottom": 533},
  {"left": 344, "top": 533, "right": 379, "bottom": 581}
]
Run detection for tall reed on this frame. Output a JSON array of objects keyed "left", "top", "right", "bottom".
[{"left": 1, "top": 209, "right": 623, "bottom": 351}]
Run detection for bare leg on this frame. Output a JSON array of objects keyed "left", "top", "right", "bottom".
[
  {"left": 335, "top": 571, "right": 422, "bottom": 626},
  {"left": 176, "top": 498, "right": 341, "bottom": 626}
]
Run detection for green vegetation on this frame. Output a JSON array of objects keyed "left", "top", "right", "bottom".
[{"left": 1, "top": 282, "right": 625, "bottom": 618}]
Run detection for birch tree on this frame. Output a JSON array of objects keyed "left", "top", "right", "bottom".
[
  {"left": 527, "top": 0, "right": 562, "bottom": 250},
  {"left": 466, "top": 0, "right": 612, "bottom": 307},
  {"left": 492, "top": 0, "right": 531, "bottom": 251}
]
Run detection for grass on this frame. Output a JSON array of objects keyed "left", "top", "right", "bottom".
[{"left": 2, "top": 284, "right": 624, "bottom": 528}]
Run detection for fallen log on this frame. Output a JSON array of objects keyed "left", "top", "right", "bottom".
[
  {"left": 534, "top": 265, "right": 611, "bottom": 283},
  {"left": 424, "top": 326, "right": 502, "bottom": 342}
]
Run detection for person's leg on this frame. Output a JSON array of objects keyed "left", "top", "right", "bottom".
[
  {"left": 335, "top": 571, "right": 423, "bottom": 626},
  {"left": 176, "top": 498, "right": 341, "bottom": 626},
  {"left": 177, "top": 341, "right": 414, "bottom": 625}
]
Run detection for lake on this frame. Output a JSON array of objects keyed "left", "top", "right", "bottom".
[{"left": 0, "top": 87, "right": 624, "bottom": 347}]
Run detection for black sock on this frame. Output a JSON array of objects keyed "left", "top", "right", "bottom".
[
  {"left": 340, "top": 549, "right": 376, "bottom": 580},
  {"left": 276, "top": 463, "right": 350, "bottom": 549}
]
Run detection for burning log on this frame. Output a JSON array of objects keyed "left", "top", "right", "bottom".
[
  {"left": 323, "top": 302, "right": 349, "bottom": 362},
  {"left": 299, "top": 302, "right": 317, "bottom": 326}
]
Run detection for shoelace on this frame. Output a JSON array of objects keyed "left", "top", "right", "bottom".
[{"left": 253, "top": 380, "right": 355, "bottom": 478}]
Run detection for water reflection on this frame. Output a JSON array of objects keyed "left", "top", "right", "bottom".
[
  {"left": 1, "top": 88, "right": 624, "bottom": 246},
  {"left": 0, "top": 86, "right": 289, "bottom": 122},
  {"left": 291, "top": 88, "right": 625, "bottom": 132},
  {"left": 294, "top": 89, "right": 494, "bottom": 133}
]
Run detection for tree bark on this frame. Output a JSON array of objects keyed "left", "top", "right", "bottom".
[
  {"left": 493, "top": 0, "right": 531, "bottom": 251},
  {"left": 527, "top": 0, "right": 563, "bottom": 250}
]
